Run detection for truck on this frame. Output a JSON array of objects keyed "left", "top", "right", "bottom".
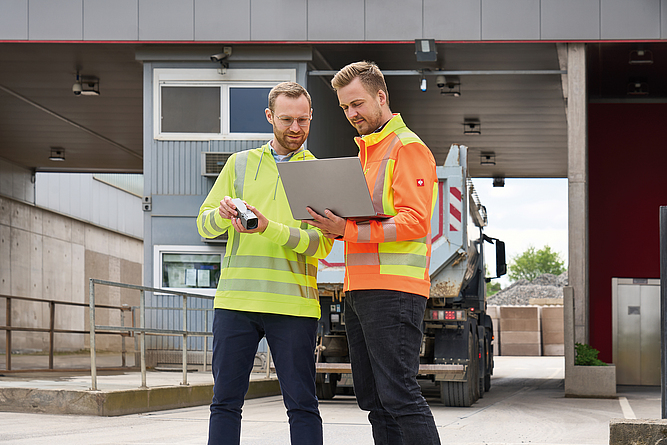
[{"left": 314, "top": 144, "right": 506, "bottom": 407}]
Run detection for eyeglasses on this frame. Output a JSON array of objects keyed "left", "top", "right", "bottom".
[{"left": 274, "top": 115, "right": 312, "bottom": 128}]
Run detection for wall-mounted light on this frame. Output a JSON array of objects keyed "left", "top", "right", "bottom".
[
  {"left": 72, "top": 72, "right": 100, "bottom": 96},
  {"left": 464, "top": 121, "right": 481, "bottom": 135},
  {"left": 480, "top": 152, "right": 495, "bottom": 166},
  {"left": 627, "top": 81, "right": 649, "bottom": 95},
  {"left": 49, "top": 147, "right": 65, "bottom": 161},
  {"left": 493, "top": 177, "right": 505, "bottom": 187},
  {"left": 415, "top": 39, "right": 437, "bottom": 62},
  {"left": 420, "top": 73, "right": 427, "bottom": 92},
  {"left": 629, "top": 49, "right": 653, "bottom": 65}
]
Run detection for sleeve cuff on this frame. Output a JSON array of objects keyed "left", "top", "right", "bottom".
[{"left": 258, "top": 219, "right": 283, "bottom": 243}]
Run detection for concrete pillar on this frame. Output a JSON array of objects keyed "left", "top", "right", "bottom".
[{"left": 567, "top": 43, "right": 588, "bottom": 345}]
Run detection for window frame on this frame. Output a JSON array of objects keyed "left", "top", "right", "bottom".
[
  {"left": 153, "top": 68, "right": 297, "bottom": 141},
  {"left": 154, "top": 244, "right": 225, "bottom": 297}
]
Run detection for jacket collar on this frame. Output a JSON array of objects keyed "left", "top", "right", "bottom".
[{"left": 355, "top": 113, "right": 405, "bottom": 147}]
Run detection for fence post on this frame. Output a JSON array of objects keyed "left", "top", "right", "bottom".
[
  {"left": 5, "top": 297, "right": 11, "bottom": 371},
  {"left": 140, "top": 290, "right": 146, "bottom": 388},
  {"left": 120, "top": 305, "right": 128, "bottom": 368},
  {"left": 49, "top": 301, "right": 55, "bottom": 369},
  {"left": 182, "top": 294, "right": 188, "bottom": 386},
  {"left": 89, "top": 279, "right": 97, "bottom": 390}
]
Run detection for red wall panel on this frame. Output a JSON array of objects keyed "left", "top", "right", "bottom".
[{"left": 588, "top": 103, "right": 667, "bottom": 363}]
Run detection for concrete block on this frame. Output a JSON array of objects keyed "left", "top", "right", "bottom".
[
  {"left": 542, "top": 330, "right": 564, "bottom": 345},
  {"left": 500, "top": 331, "right": 541, "bottom": 344},
  {"left": 43, "top": 212, "right": 71, "bottom": 243},
  {"left": 609, "top": 418, "right": 667, "bottom": 445},
  {"left": 85, "top": 225, "right": 110, "bottom": 255},
  {"left": 9, "top": 200, "right": 30, "bottom": 231},
  {"left": 43, "top": 236, "right": 72, "bottom": 301},
  {"left": 486, "top": 306, "right": 500, "bottom": 319},
  {"left": 30, "top": 233, "right": 43, "bottom": 298},
  {"left": 500, "top": 306, "right": 539, "bottom": 319},
  {"left": 541, "top": 306, "right": 564, "bottom": 319},
  {"left": 0, "top": 196, "right": 10, "bottom": 225},
  {"left": 30, "top": 206, "right": 43, "bottom": 235},
  {"left": 0, "top": 225, "right": 11, "bottom": 294},
  {"left": 541, "top": 318, "right": 564, "bottom": 333},
  {"left": 544, "top": 344, "right": 564, "bottom": 356},
  {"left": 10, "top": 227, "right": 31, "bottom": 297},
  {"left": 500, "top": 343, "right": 541, "bottom": 356},
  {"left": 500, "top": 318, "right": 539, "bottom": 331},
  {"left": 71, "top": 219, "right": 85, "bottom": 245}
]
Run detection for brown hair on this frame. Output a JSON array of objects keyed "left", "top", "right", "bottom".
[
  {"left": 268, "top": 82, "right": 312, "bottom": 111},
  {"left": 331, "top": 61, "right": 388, "bottom": 98}
]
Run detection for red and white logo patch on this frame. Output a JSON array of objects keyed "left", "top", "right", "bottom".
[{"left": 416, "top": 179, "right": 425, "bottom": 187}]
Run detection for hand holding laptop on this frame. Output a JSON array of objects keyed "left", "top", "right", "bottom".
[{"left": 304, "top": 207, "right": 346, "bottom": 239}]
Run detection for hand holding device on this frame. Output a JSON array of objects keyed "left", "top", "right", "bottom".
[{"left": 231, "top": 198, "right": 259, "bottom": 230}]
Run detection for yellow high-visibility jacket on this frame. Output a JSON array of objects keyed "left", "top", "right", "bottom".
[{"left": 197, "top": 143, "right": 333, "bottom": 318}]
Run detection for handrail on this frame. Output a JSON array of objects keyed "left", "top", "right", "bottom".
[
  {"left": 1, "top": 293, "right": 130, "bottom": 372},
  {"left": 89, "top": 278, "right": 220, "bottom": 391}
]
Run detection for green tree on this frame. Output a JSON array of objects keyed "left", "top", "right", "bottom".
[
  {"left": 508, "top": 245, "right": 565, "bottom": 282},
  {"left": 485, "top": 265, "right": 502, "bottom": 296}
]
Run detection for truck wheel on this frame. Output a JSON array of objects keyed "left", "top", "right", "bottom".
[
  {"left": 440, "top": 330, "right": 478, "bottom": 407},
  {"left": 484, "top": 374, "right": 491, "bottom": 392},
  {"left": 316, "top": 373, "right": 337, "bottom": 400}
]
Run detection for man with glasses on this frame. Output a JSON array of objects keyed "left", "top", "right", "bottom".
[
  {"left": 197, "top": 82, "right": 333, "bottom": 445},
  {"left": 306, "top": 62, "right": 441, "bottom": 445}
]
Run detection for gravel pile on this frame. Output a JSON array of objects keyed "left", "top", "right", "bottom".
[{"left": 487, "top": 271, "right": 568, "bottom": 306}]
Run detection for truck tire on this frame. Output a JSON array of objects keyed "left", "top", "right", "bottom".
[
  {"left": 440, "top": 330, "right": 479, "bottom": 407},
  {"left": 316, "top": 373, "right": 337, "bottom": 400}
]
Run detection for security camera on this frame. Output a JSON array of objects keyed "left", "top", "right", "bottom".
[
  {"left": 436, "top": 75, "right": 446, "bottom": 89},
  {"left": 72, "top": 82, "right": 82, "bottom": 95},
  {"left": 210, "top": 53, "right": 229, "bottom": 63}
]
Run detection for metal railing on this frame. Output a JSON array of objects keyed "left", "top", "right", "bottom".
[
  {"left": 1, "top": 293, "right": 131, "bottom": 372},
  {"left": 89, "top": 278, "right": 269, "bottom": 391}
]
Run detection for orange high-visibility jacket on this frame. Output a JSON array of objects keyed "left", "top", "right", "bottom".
[{"left": 341, "top": 114, "right": 438, "bottom": 298}]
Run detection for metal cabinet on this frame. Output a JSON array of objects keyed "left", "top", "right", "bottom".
[{"left": 612, "top": 278, "right": 660, "bottom": 386}]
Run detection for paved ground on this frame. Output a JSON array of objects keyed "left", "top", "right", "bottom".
[{"left": 0, "top": 356, "right": 660, "bottom": 445}]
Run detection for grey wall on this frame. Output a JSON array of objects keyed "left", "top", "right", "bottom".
[
  {"left": 0, "top": 195, "right": 143, "bottom": 354},
  {"left": 2, "top": 0, "right": 667, "bottom": 42},
  {"left": 0, "top": 158, "right": 34, "bottom": 204},
  {"left": 35, "top": 173, "right": 144, "bottom": 239}
]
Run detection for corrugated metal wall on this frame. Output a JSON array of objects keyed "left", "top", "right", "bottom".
[{"left": 150, "top": 140, "right": 265, "bottom": 196}]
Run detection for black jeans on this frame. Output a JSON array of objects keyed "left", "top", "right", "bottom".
[
  {"left": 208, "top": 309, "right": 322, "bottom": 445},
  {"left": 345, "top": 290, "right": 441, "bottom": 445}
]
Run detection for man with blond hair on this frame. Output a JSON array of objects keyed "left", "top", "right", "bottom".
[
  {"left": 198, "top": 81, "right": 333, "bottom": 445},
  {"left": 307, "top": 62, "right": 441, "bottom": 445}
]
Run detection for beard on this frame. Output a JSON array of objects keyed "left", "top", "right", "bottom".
[
  {"left": 351, "top": 106, "right": 384, "bottom": 136},
  {"left": 273, "top": 127, "right": 307, "bottom": 153}
]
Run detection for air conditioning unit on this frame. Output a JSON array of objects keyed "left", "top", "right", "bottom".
[{"left": 201, "top": 152, "right": 233, "bottom": 177}]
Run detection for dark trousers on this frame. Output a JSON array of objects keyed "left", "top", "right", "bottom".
[
  {"left": 208, "top": 308, "right": 322, "bottom": 445},
  {"left": 345, "top": 290, "right": 441, "bottom": 445}
]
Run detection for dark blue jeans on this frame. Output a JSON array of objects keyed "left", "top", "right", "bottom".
[
  {"left": 208, "top": 309, "right": 322, "bottom": 445},
  {"left": 345, "top": 290, "right": 441, "bottom": 445}
]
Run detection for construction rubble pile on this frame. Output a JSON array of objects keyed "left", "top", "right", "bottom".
[{"left": 487, "top": 271, "right": 568, "bottom": 306}]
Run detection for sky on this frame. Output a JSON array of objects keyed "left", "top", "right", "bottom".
[{"left": 471, "top": 178, "right": 569, "bottom": 288}]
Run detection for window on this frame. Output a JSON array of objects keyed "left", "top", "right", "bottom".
[
  {"left": 154, "top": 245, "right": 224, "bottom": 296},
  {"left": 154, "top": 69, "right": 296, "bottom": 141}
]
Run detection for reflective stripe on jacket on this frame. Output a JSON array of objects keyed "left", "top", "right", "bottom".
[
  {"left": 342, "top": 114, "right": 438, "bottom": 298},
  {"left": 197, "top": 143, "right": 334, "bottom": 318}
]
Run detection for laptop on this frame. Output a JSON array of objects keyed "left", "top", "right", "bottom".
[{"left": 277, "top": 157, "right": 391, "bottom": 221}]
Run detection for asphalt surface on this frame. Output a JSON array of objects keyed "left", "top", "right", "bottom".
[{"left": 0, "top": 356, "right": 660, "bottom": 445}]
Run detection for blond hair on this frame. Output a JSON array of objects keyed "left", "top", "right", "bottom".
[
  {"left": 331, "top": 61, "right": 388, "bottom": 99},
  {"left": 268, "top": 82, "right": 312, "bottom": 111}
]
